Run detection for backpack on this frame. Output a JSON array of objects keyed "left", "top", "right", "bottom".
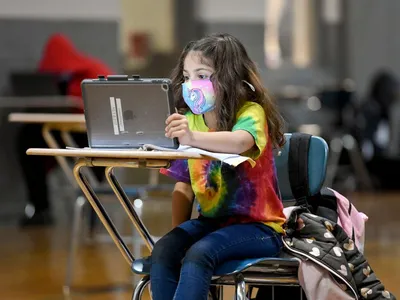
[
  {"left": 253, "top": 133, "right": 368, "bottom": 300},
  {"left": 287, "top": 133, "right": 367, "bottom": 251}
]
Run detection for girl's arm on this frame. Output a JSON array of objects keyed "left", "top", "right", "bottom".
[
  {"left": 172, "top": 181, "right": 195, "bottom": 227},
  {"left": 189, "top": 130, "right": 254, "bottom": 154},
  {"left": 165, "top": 113, "right": 255, "bottom": 154}
]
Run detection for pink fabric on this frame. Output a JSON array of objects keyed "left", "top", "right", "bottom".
[
  {"left": 284, "top": 191, "right": 368, "bottom": 300},
  {"left": 298, "top": 260, "right": 355, "bottom": 300},
  {"left": 328, "top": 188, "right": 368, "bottom": 253}
]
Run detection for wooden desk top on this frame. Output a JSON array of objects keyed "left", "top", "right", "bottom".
[
  {"left": 9, "top": 113, "right": 85, "bottom": 124},
  {"left": 27, "top": 148, "right": 206, "bottom": 160}
]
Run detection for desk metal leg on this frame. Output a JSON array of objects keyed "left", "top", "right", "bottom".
[
  {"left": 42, "top": 124, "right": 77, "bottom": 188},
  {"left": 64, "top": 195, "right": 86, "bottom": 296},
  {"left": 105, "top": 166, "right": 155, "bottom": 251},
  {"left": 73, "top": 159, "right": 134, "bottom": 266},
  {"left": 148, "top": 169, "right": 159, "bottom": 186}
]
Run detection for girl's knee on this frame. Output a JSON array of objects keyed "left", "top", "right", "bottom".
[
  {"left": 183, "top": 241, "right": 215, "bottom": 269},
  {"left": 151, "top": 227, "right": 191, "bottom": 265}
]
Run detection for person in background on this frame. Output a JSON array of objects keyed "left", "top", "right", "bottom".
[
  {"left": 17, "top": 33, "right": 114, "bottom": 226},
  {"left": 354, "top": 70, "right": 400, "bottom": 190}
]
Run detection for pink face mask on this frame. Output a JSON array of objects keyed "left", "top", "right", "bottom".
[
  {"left": 181, "top": 79, "right": 255, "bottom": 115},
  {"left": 182, "top": 79, "right": 216, "bottom": 114}
]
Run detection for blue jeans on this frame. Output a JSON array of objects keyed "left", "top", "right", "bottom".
[{"left": 150, "top": 218, "right": 283, "bottom": 300}]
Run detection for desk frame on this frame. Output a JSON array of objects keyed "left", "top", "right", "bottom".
[
  {"left": 73, "top": 157, "right": 165, "bottom": 264},
  {"left": 26, "top": 149, "right": 211, "bottom": 297}
]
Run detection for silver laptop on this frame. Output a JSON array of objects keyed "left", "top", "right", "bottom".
[{"left": 81, "top": 75, "right": 179, "bottom": 150}]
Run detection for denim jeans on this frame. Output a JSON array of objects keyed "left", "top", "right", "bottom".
[{"left": 150, "top": 218, "right": 283, "bottom": 300}]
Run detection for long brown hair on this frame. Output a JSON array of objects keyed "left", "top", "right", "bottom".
[{"left": 171, "top": 33, "right": 285, "bottom": 148}]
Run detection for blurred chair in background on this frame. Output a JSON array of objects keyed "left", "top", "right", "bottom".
[
  {"left": 9, "top": 72, "right": 62, "bottom": 97},
  {"left": 316, "top": 81, "right": 375, "bottom": 192}
]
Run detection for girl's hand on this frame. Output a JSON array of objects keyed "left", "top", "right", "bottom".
[{"left": 165, "top": 113, "right": 193, "bottom": 145}]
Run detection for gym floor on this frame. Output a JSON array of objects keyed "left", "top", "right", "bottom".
[{"left": 0, "top": 192, "right": 399, "bottom": 299}]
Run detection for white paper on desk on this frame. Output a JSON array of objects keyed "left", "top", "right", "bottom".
[
  {"left": 65, "top": 145, "right": 255, "bottom": 167},
  {"left": 176, "top": 145, "right": 256, "bottom": 167}
]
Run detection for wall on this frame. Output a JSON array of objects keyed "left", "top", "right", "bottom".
[
  {"left": 194, "top": 0, "right": 267, "bottom": 74},
  {"left": 192, "top": 0, "right": 400, "bottom": 97},
  {"left": 196, "top": 0, "right": 265, "bottom": 23},
  {"left": 119, "top": 0, "right": 175, "bottom": 70},
  {"left": 0, "top": 0, "right": 120, "bottom": 20},
  {"left": 193, "top": 0, "right": 334, "bottom": 93},
  {"left": 345, "top": 0, "right": 400, "bottom": 97},
  {"left": 120, "top": 0, "right": 175, "bottom": 55}
]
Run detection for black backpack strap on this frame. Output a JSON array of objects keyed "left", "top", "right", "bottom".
[
  {"left": 314, "top": 187, "right": 339, "bottom": 223},
  {"left": 288, "top": 133, "right": 312, "bottom": 206}
]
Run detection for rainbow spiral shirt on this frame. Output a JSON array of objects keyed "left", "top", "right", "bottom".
[{"left": 160, "top": 102, "right": 286, "bottom": 233}]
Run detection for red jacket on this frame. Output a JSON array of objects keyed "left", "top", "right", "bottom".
[{"left": 38, "top": 33, "right": 114, "bottom": 109}]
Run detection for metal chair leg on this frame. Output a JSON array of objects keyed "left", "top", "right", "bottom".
[
  {"left": 63, "top": 195, "right": 86, "bottom": 296},
  {"left": 218, "top": 285, "right": 224, "bottom": 300},
  {"left": 344, "top": 135, "right": 374, "bottom": 189},
  {"left": 234, "top": 273, "right": 246, "bottom": 300},
  {"left": 132, "top": 276, "right": 150, "bottom": 300},
  {"left": 325, "top": 137, "right": 343, "bottom": 186}
]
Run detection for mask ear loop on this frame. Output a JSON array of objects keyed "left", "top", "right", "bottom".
[{"left": 243, "top": 80, "right": 256, "bottom": 92}]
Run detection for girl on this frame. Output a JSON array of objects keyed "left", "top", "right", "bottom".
[{"left": 151, "top": 33, "right": 286, "bottom": 300}]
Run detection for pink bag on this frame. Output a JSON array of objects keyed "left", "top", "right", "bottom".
[{"left": 328, "top": 188, "right": 368, "bottom": 253}]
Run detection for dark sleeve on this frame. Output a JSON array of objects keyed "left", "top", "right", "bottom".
[{"left": 160, "top": 159, "right": 191, "bottom": 184}]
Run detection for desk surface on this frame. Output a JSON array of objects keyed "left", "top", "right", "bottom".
[
  {"left": 9, "top": 113, "right": 85, "bottom": 124},
  {"left": 27, "top": 148, "right": 205, "bottom": 160}
]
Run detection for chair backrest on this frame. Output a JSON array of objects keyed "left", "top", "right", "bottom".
[{"left": 275, "top": 133, "right": 329, "bottom": 201}]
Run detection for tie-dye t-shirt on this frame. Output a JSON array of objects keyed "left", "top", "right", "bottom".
[{"left": 160, "top": 101, "right": 286, "bottom": 233}]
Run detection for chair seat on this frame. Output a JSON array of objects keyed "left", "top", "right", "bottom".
[
  {"left": 131, "top": 252, "right": 300, "bottom": 277},
  {"left": 214, "top": 256, "right": 299, "bottom": 276}
]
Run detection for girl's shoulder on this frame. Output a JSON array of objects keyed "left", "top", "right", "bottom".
[
  {"left": 236, "top": 101, "right": 266, "bottom": 121},
  {"left": 237, "top": 101, "right": 265, "bottom": 115}
]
